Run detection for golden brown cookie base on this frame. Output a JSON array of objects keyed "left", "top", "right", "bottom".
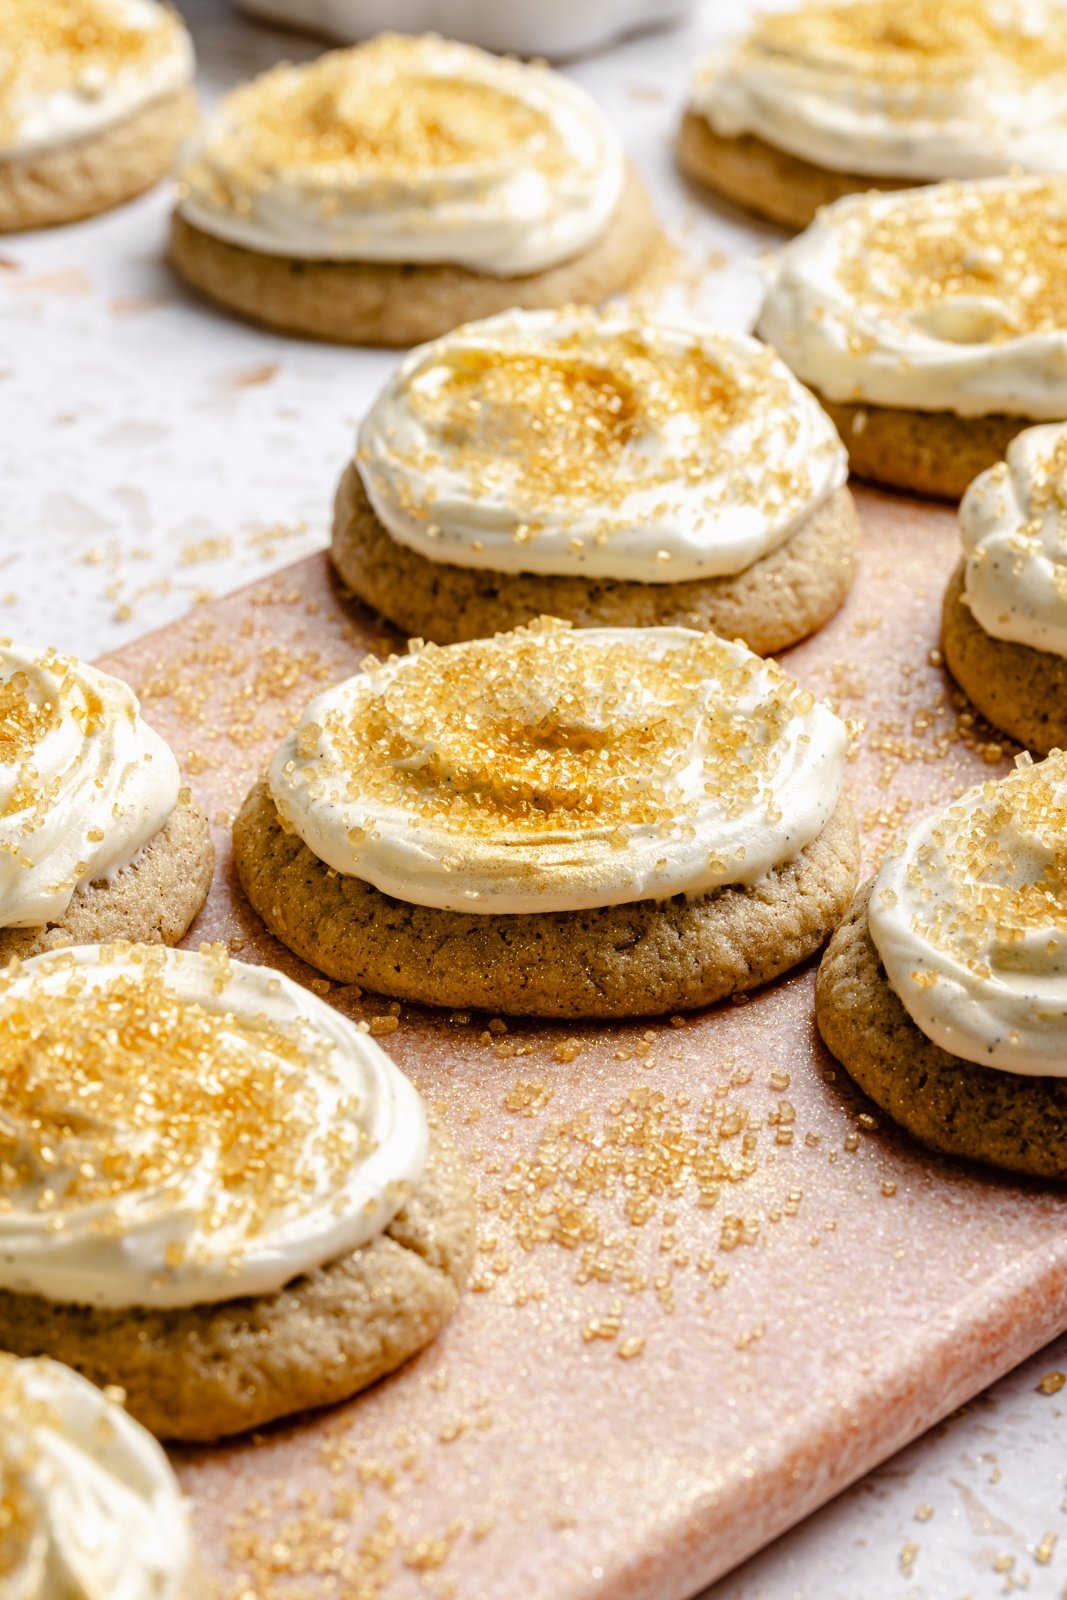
[
  {"left": 815, "top": 395, "right": 1029, "bottom": 501},
  {"left": 676, "top": 111, "right": 913, "bottom": 232},
  {"left": 330, "top": 469, "right": 861, "bottom": 654},
  {"left": 941, "top": 560, "right": 1067, "bottom": 756},
  {"left": 233, "top": 781, "right": 859, "bottom": 1018},
  {"left": 815, "top": 880, "right": 1067, "bottom": 1180},
  {"left": 168, "top": 164, "right": 659, "bottom": 347},
  {"left": 0, "top": 86, "right": 197, "bottom": 233},
  {"left": 0, "top": 1122, "right": 475, "bottom": 1442},
  {"left": 0, "top": 791, "right": 214, "bottom": 963}
]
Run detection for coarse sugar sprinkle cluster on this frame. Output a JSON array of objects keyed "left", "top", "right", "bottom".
[
  {"left": 833, "top": 180, "right": 1067, "bottom": 338},
  {"left": 878, "top": 750, "right": 1067, "bottom": 975},
  {"left": 177, "top": 35, "right": 563, "bottom": 211},
  {"left": 0, "top": 945, "right": 361, "bottom": 1249},
  {"left": 381, "top": 327, "right": 817, "bottom": 544},
  {"left": 290, "top": 622, "right": 812, "bottom": 844},
  {"left": 0, "top": 0, "right": 182, "bottom": 141},
  {"left": 732, "top": 0, "right": 1066, "bottom": 88},
  {"left": 0, "top": 649, "right": 106, "bottom": 849}
]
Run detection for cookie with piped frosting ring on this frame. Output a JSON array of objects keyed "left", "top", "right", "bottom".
[
  {"left": 169, "top": 37, "right": 657, "bottom": 347},
  {"left": 0, "top": 1352, "right": 199, "bottom": 1598},
  {"left": 816, "top": 752, "right": 1067, "bottom": 1179},
  {"left": 332, "top": 464, "right": 860, "bottom": 655},
  {"left": 233, "top": 621, "right": 859, "bottom": 1017},
  {"left": 681, "top": 0, "right": 1067, "bottom": 231},
  {"left": 332, "top": 309, "right": 857, "bottom": 647},
  {"left": 940, "top": 423, "right": 1067, "bottom": 750},
  {"left": 758, "top": 177, "right": 1067, "bottom": 497},
  {"left": 0, "top": 643, "right": 212, "bottom": 958},
  {"left": 0, "top": 943, "right": 475, "bottom": 1442},
  {"left": 0, "top": 0, "right": 196, "bottom": 233}
]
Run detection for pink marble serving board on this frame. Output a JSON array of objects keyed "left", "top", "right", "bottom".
[{"left": 99, "top": 487, "right": 1067, "bottom": 1600}]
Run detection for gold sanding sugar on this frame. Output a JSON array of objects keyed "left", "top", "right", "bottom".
[
  {"left": 180, "top": 36, "right": 562, "bottom": 205},
  {"left": 387, "top": 328, "right": 816, "bottom": 540},
  {"left": 742, "top": 0, "right": 1065, "bottom": 87},
  {"left": 0, "top": 649, "right": 107, "bottom": 839},
  {"left": 0, "top": 0, "right": 181, "bottom": 135},
  {"left": 835, "top": 181, "right": 1067, "bottom": 338},
  {"left": 299, "top": 621, "right": 808, "bottom": 844},
  {"left": 0, "top": 948, "right": 357, "bottom": 1236},
  {"left": 903, "top": 751, "right": 1067, "bottom": 972}
]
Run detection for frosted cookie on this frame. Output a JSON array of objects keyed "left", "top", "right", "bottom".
[
  {"left": 234, "top": 621, "right": 859, "bottom": 1018},
  {"left": 0, "top": 943, "right": 475, "bottom": 1441},
  {"left": 0, "top": 643, "right": 212, "bottom": 960},
  {"left": 758, "top": 177, "right": 1067, "bottom": 498},
  {"left": 680, "top": 0, "right": 1067, "bottom": 231},
  {"left": 942, "top": 425, "right": 1067, "bottom": 755},
  {"left": 170, "top": 35, "right": 655, "bottom": 348},
  {"left": 0, "top": 0, "right": 196, "bottom": 233},
  {"left": 816, "top": 752, "right": 1067, "bottom": 1179},
  {"left": 331, "top": 309, "right": 859, "bottom": 653},
  {"left": 0, "top": 1352, "right": 197, "bottom": 1598}
]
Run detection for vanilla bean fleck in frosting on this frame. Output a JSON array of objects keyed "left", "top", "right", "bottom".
[
  {"left": 0, "top": 1353, "right": 193, "bottom": 1600},
  {"left": 691, "top": 0, "right": 1067, "bottom": 181},
  {"left": 0, "top": 643, "right": 180, "bottom": 930},
  {"left": 176, "top": 34, "right": 624, "bottom": 274},
  {"left": 960, "top": 423, "right": 1067, "bottom": 659},
  {"left": 0, "top": 0, "right": 194, "bottom": 158},
  {"left": 869, "top": 751, "right": 1067, "bottom": 1075},
  {"left": 759, "top": 177, "right": 1067, "bottom": 419},
  {"left": 269, "top": 621, "right": 847, "bottom": 915},
  {"left": 357, "top": 310, "right": 847, "bottom": 582},
  {"left": 0, "top": 943, "right": 428, "bottom": 1308}
]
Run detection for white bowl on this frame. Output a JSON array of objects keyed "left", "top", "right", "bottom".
[{"left": 234, "top": 0, "right": 694, "bottom": 58}]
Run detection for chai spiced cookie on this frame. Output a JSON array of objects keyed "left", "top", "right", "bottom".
[
  {"left": 758, "top": 177, "right": 1067, "bottom": 498},
  {"left": 0, "top": 643, "right": 212, "bottom": 960},
  {"left": 0, "top": 0, "right": 196, "bottom": 233},
  {"left": 679, "top": 0, "right": 1067, "bottom": 231},
  {"left": 941, "top": 424, "right": 1067, "bottom": 755},
  {"left": 0, "top": 1352, "right": 198, "bottom": 1597},
  {"left": 332, "top": 309, "right": 859, "bottom": 653},
  {"left": 234, "top": 621, "right": 859, "bottom": 1018},
  {"left": 0, "top": 943, "right": 476, "bottom": 1441},
  {"left": 170, "top": 36, "right": 656, "bottom": 347},
  {"left": 816, "top": 752, "right": 1067, "bottom": 1179}
]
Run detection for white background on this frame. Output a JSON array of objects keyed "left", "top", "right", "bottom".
[{"left": 0, "top": 2, "right": 1064, "bottom": 1595}]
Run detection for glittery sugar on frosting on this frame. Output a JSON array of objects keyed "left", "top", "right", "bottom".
[
  {"left": 0, "top": 0, "right": 192, "bottom": 156},
  {"left": 870, "top": 750, "right": 1067, "bottom": 1074},
  {"left": 357, "top": 312, "right": 847, "bottom": 584},
  {"left": 0, "top": 642, "right": 180, "bottom": 931},
  {"left": 758, "top": 177, "right": 1067, "bottom": 419},
  {"left": 176, "top": 35, "right": 624, "bottom": 274},
  {"left": 692, "top": 0, "right": 1067, "bottom": 183},
  {"left": 268, "top": 621, "right": 848, "bottom": 914},
  {"left": 0, "top": 943, "right": 429, "bottom": 1308}
]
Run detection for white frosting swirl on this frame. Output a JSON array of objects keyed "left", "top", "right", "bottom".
[
  {"left": 357, "top": 310, "right": 848, "bottom": 583},
  {"left": 869, "top": 751, "right": 1067, "bottom": 1076},
  {"left": 691, "top": 0, "right": 1067, "bottom": 182},
  {"left": 0, "top": 0, "right": 194, "bottom": 159},
  {"left": 758, "top": 177, "right": 1067, "bottom": 419},
  {"left": 0, "top": 1354, "right": 193, "bottom": 1600},
  {"left": 0, "top": 944, "right": 429, "bottom": 1309},
  {"left": 0, "top": 644, "right": 180, "bottom": 931},
  {"left": 960, "top": 423, "right": 1067, "bottom": 660},
  {"left": 268, "top": 622, "right": 847, "bottom": 915},
  {"left": 176, "top": 35, "right": 624, "bottom": 275}
]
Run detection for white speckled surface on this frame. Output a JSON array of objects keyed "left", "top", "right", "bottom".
[{"left": 1, "top": 2, "right": 1064, "bottom": 1595}]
